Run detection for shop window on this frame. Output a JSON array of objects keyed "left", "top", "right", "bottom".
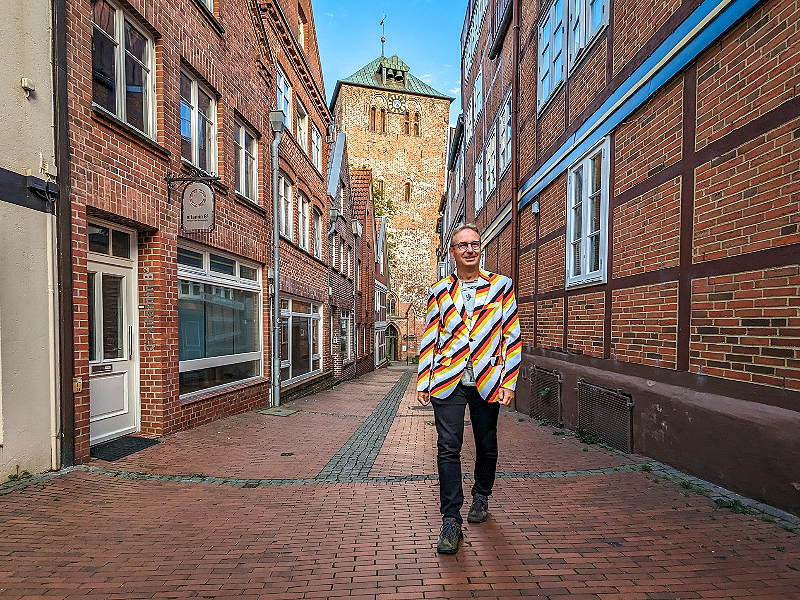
[
  {"left": 91, "top": 0, "right": 154, "bottom": 135},
  {"left": 280, "top": 298, "right": 322, "bottom": 384},
  {"left": 180, "top": 71, "right": 216, "bottom": 173},
  {"left": 566, "top": 137, "right": 609, "bottom": 287},
  {"left": 178, "top": 245, "right": 262, "bottom": 395},
  {"left": 234, "top": 120, "right": 258, "bottom": 203}
]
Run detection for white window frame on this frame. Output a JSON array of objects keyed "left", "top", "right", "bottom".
[
  {"left": 473, "top": 67, "right": 483, "bottom": 120},
  {"left": 566, "top": 137, "right": 609, "bottom": 288},
  {"left": 313, "top": 208, "right": 322, "bottom": 258},
  {"left": 276, "top": 66, "right": 292, "bottom": 126},
  {"left": 499, "top": 92, "right": 512, "bottom": 175},
  {"left": 569, "top": 0, "right": 608, "bottom": 69},
  {"left": 296, "top": 99, "right": 308, "bottom": 153},
  {"left": 180, "top": 70, "right": 217, "bottom": 173},
  {"left": 311, "top": 124, "right": 322, "bottom": 170},
  {"left": 474, "top": 151, "right": 484, "bottom": 215},
  {"left": 340, "top": 309, "right": 352, "bottom": 362},
  {"left": 537, "top": 0, "right": 566, "bottom": 111},
  {"left": 278, "top": 175, "right": 293, "bottom": 240},
  {"left": 465, "top": 96, "right": 473, "bottom": 145},
  {"left": 485, "top": 124, "right": 496, "bottom": 194},
  {"left": 279, "top": 297, "right": 323, "bottom": 386},
  {"left": 298, "top": 193, "right": 310, "bottom": 251},
  {"left": 91, "top": 0, "right": 155, "bottom": 136},
  {"left": 234, "top": 120, "right": 258, "bottom": 203},
  {"left": 177, "top": 243, "right": 263, "bottom": 396}
]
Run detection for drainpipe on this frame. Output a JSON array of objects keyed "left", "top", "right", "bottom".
[
  {"left": 511, "top": 0, "right": 520, "bottom": 286},
  {"left": 269, "top": 111, "right": 285, "bottom": 406},
  {"left": 53, "top": 0, "right": 75, "bottom": 467}
]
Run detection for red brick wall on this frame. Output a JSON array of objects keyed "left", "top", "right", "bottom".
[
  {"left": 539, "top": 174, "right": 566, "bottom": 237},
  {"left": 567, "top": 292, "right": 605, "bottom": 356},
  {"left": 538, "top": 238, "right": 565, "bottom": 294},
  {"left": 612, "top": 177, "right": 681, "bottom": 278},
  {"left": 695, "top": 0, "right": 800, "bottom": 150},
  {"left": 612, "top": 282, "right": 679, "bottom": 368},
  {"left": 569, "top": 41, "right": 607, "bottom": 122},
  {"left": 537, "top": 298, "right": 564, "bottom": 351},
  {"left": 612, "top": 0, "right": 680, "bottom": 76},
  {"left": 614, "top": 79, "right": 683, "bottom": 197},
  {"left": 519, "top": 302, "right": 536, "bottom": 347},
  {"left": 691, "top": 266, "right": 800, "bottom": 390},
  {"left": 693, "top": 115, "right": 800, "bottom": 263},
  {"left": 539, "top": 89, "right": 566, "bottom": 154}
]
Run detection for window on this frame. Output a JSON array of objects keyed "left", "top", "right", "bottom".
[
  {"left": 463, "top": 0, "right": 489, "bottom": 78},
  {"left": 234, "top": 121, "right": 257, "bottom": 203},
  {"left": 465, "top": 96, "right": 473, "bottom": 144},
  {"left": 296, "top": 100, "right": 308, "bottom": 152},
  {"left": 404, "top": 182, "right": 412, "bottom": 203},
  {"left": 276, "top": 66, "right": 292, "bottom": 125},
  {"left": 311, "top": 125, "right": 321, "bottom": 170},
  {"left": 330, "top": 234, "right": 337, "bottom": 267},
  {"left": 414, "top": 112, "right": 421, "bottom": 136},
  {"left": 380, "top": 108, "right": 387, "bottom": 133},
  {"left": 486, "top": 125, "right": 496, "bottom": 194},
  {"left": 538, "top": 0, "right": 565, "bottom": 110},
  {"left": 473, "top": 68, "right": 483, "bottom": 119},
  {"left": 340, "top": 238, "right": 346, "bottom": 272},
  {"left": 313, "top": 208, "right": 322, "bottom": 258},
  {"left": 403, "top": 111, "right": 410, "bottom": 135},
  {"left": 88, "top": 222, "right": 131, "bottom": 259},
  {"left": 297, "top": 6, "right": 306, "bottom": 51},
  {"left": 569, "top": 0, "right": 607, "bottom": 68},
  {"left": 298, "top": 193, "right": 309, "bottom": 250},
  {"left": 369, "top": 106, "right": 377, "bottom": 131},
  {"left": 388, "top": 296, "right": 397, "bottom": 316},
  {"left": 279, "top": 297, "right": 322, "bottom": 384},
  {"left": 347, "top": 246, "right": 353, "bottom": 279},
  {"left": 499, "top": 93, "right": 512, "bottom": 174},
  {"left": 474, "top": 152, "right": 484, "bottom": 214},
  {"left": 340, "top": 310, "right": 352, "bottom": 362},
  {"left": 180, "top": 71, "right": 216, "bottom": 173},
  {"left": 278, "top": 175, "right": 292, "bottom": 239},
  {"left": 92, "top": 0, "right": 154, "bottom": 135},
  {"left": 373, "top": 178, "right": 384, "bottom": 195},
  {"left": 357, "top": 259, "right": 361, "bottom": 290},
  {"left": 566, "top": 137, "right": 609, "bottom": 287},
  {"left": 177, "top": 245, "right": 262, "bottom": 395}
]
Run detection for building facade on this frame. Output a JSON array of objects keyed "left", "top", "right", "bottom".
[
  {"left": 351, "top": 167, "right": 379, "bottom": 376},
  {"left": 451, "top": 0, "right": 800, "bottom": 515},
  {"left": 0, "top": 0, "right": 64, "bottom": 475},
  {"left": 331, "top": 53, "right": 452, "bottom": 363}
]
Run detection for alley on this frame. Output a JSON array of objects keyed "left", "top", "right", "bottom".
[{"left": 1, "top": 365, "right": 799, "bottom": 599}]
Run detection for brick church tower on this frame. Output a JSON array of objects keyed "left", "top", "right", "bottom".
[{"left": 331, "top": 52, "right": 451, "bottom": 362}]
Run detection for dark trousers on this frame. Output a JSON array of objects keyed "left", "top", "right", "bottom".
[{"left": 431, "top": 383, "right": 500, "bottom": 523}]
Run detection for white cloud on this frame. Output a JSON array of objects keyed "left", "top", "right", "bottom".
[{"left": 449, "top": 87, "right": 460, "bottom": 95}]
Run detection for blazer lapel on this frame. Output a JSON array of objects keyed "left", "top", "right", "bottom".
[{"left": 472, "top": 270, "right": 492, "bottom": 316}]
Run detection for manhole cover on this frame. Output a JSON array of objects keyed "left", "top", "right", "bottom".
[{"left": 258, "top": 407, "right": 299, "bottom": 417}]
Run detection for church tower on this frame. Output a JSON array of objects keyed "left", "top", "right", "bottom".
[{"left": 330, "top": 53, "right": 452, "bottom": 362}]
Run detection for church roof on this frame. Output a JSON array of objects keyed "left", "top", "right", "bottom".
[{"left": 330, "top": 54, "right": 453, "bottom": 109}]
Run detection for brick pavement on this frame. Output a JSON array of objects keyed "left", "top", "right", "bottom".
[{"left": 0, "top": 365, "right": 799, "bottom": 599}]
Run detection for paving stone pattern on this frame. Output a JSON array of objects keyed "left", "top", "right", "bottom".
[{"left": 0, "top": 365, "right": 799, "bottom": 599}]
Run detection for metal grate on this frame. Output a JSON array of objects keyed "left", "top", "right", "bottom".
[
  {"left": 577, "top": 379, "right": 634, "bottom": 453},
  {"left": 530, "top": 365, "right": 562, "bottom": 426}
]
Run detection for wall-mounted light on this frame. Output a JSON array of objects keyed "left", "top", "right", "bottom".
[
  {"left": 531, "top": 200, "right": 540, "bottom": 214},
  {"left": 330, "top": 207, "right": 340, "bottom": 223},
  {"left": 351, "top": 219, "right": 362, "bottom": 237}
]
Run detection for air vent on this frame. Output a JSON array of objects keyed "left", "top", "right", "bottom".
[
  {"left": 577, "top": 379, "right": 633, "bottom": 453},
  {"left": 530, "top": 365, "right": 562, "bottom": 426}
]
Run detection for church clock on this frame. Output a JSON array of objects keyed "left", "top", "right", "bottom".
[{"left": 387, "top": 93, "right": 407, "bottom": 114}]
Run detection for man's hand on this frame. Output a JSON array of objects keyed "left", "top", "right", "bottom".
[
  {"left": 417, "top": 391, "right": 430, "bottom": 405},
  {"left": 497, "top": 387, "right": 514, "bottom": 406}
]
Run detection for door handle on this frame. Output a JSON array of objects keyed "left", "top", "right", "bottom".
[{"left": 129, "top": 326, "right": 133, "bottom": 360}]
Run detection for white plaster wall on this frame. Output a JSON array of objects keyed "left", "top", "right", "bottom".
[{"left": 0, "top": 0, "right": 60, "bottom": 477}]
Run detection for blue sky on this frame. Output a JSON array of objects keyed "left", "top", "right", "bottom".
[{"left": 312, "top": 0, "right": 465, "bottom": 125}]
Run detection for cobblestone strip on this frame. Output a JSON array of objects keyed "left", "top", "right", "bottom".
[{"left": 314, "top": 369, "right": 414, "bottom": 482}]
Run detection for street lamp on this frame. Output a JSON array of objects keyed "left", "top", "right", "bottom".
[{"left": 269, "top": 110, "right": 285, "bottom": 407}]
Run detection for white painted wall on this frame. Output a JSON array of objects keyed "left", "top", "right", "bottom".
[{"left": 0, "top": 0, "right": 61, "bottom": 477}]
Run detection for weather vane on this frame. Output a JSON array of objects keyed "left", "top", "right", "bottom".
[{"left": 380, "top": 14, "right": 386, "bottom": 56}]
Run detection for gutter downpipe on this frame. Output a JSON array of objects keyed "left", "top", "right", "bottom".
[
  {"left": 271, "top": 129, "right": 282, "bottom": 407},
  {"left": 53, "top": 0, "right": 75, "bottom": 467},
  {"left": 511, "top": 0, "right": 520, "bottom": 287}
]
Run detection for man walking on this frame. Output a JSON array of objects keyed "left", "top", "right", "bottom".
[{"left": 417, "top": 223, "right": 521, "bottom": 554}]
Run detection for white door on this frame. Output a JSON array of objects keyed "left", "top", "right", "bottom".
[{"left": 88, "top": 242, "right": 139, "bottom": 445}]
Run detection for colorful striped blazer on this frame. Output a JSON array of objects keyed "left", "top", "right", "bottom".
[{"left": 417, "top": 269, "right": 522, "bottom": 402}]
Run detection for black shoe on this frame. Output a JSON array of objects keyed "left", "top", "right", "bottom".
[
  {"left": 437, "top": 517, "right": 463, "bottom": 554},
  {"left": 467, "top": 494, "right": 489, "bottom": 523}
]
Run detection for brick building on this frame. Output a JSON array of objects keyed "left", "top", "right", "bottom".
[
  {"left": 447, "top": 0, "right": 800, "bottom": 515},
  {"left": 330, "top": 52, "right": 452, "bottom": 362},
  {"left": 263, "top": 0, "right": 335, "bottom": 403},
  {"left": 62, "top": 0, "right": 341, "bottom": 462}
]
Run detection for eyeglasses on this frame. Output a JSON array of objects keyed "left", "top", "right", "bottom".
[{"left": 450, "top": 241, "right": 481, "bottom": 252}]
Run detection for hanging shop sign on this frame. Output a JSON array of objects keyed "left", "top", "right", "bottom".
[
  {"left": 165, "top": 169, "right": 220, "bottom": 233},
  {"left": 181, "top": 181, "right": 215, "bottom": 231}
]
